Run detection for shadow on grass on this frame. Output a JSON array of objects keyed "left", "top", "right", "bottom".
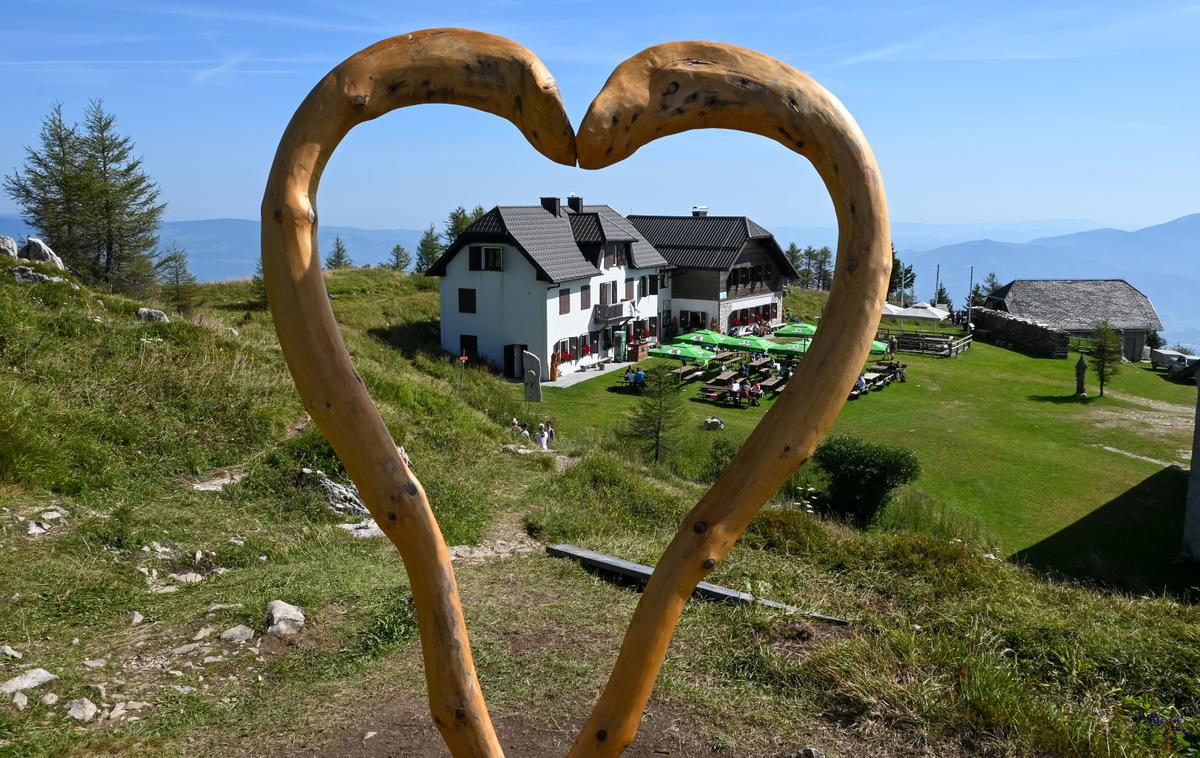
[
  {"left": 367, "top": 320, "right": 441, "bottom": 357},
  {"left": 210, "top": 300, "right": 267, "bottom": 312},
  {"left": 1012, "top": 466, "right": 1200, "bottom": 601},
  {"left": 1027, "top": 394, "right": 1097, "bottom": 405}
]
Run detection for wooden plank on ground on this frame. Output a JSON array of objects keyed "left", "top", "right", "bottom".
[{"left": 546, "top": 543, "right": 850, "bottom": 625}]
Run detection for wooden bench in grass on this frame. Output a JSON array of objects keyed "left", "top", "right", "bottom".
[
  {"left": 710, "top": 370, "right": 737, "bottom": 386},
  {"left": 759, "top": 376, "right": 785, "bottom": 394},
  {"left": 748, "top": 357, "right": 772, "bottom": 374}
]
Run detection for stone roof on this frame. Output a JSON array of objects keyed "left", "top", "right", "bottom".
[{"left": 987, "top": 279, "right": 1163, "bottom": 332}]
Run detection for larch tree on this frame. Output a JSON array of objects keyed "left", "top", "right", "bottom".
[
  {"left": 812, "top": 246, "right": 834, "bottom": 290},
  {"left": 324, "top": 234, "right": 353, "bottom": 270},
  {"left": 618, "top": 365, "right": 685, "bottom": 464},
  {"left": 983, "top": 271, "right": 1003, "bottom": 295},
  {"left": 78, "top": 99, "right": 166, "bottom": 292},
  {"left": 414, "top": 224, "right": 444, "bottom": 273},
  {"left": 3, "top": 103, "right": 91, "bottom": 270},
  {"left": 156, "top": 245, "right": 199, "bottom": 312},
  {"left": 1089, "top": 321, "right": 1123, "bottom": 397},
  {"left": 388, "top": 243, "right": 412, "bottom": 271},
  {"left": 442, "top": 204, "right": 485, "bottom": 246}
]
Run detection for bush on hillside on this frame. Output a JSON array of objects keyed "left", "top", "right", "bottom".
[{"left": 812, "top": 435, "right": 921, "bottom": 526}]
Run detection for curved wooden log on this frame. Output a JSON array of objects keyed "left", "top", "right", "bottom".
[
  {"left": 261, "top": 29, "right": 574, "bottom": 757},
  {"left": 570, "top": 43, "right": 891, "bottom": 756}
]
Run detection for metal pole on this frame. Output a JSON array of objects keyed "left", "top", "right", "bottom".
[{"left": 966, "top": 265, "right": 974, "bottom": 335}]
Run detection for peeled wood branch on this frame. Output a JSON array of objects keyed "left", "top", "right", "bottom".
[
  {"left": 261, "top": 29, "right": 574, "bottom": 757},
  {"left": 568, "top": 42, "right": 892, "bottom": 756}
]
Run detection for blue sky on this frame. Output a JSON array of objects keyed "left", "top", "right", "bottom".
[{"left": 1, "top": 0, "right": 1197, "bottom": 231}]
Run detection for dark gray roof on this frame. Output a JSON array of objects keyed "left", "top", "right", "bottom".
[
  {"left": 567, "top": 213, "right": 603, "bottom": 244},
  {"left": 426, "top": 205, "right": 599, "bottom": 282},
  {"left": 988, "top": 279, "right": 1163, "bottom": 332},
  {"left": 627, "top": 214, "right": 798, "bottom": 277},
  {"left": 576, "top": 205, "right": 667, "bottom": 269}
]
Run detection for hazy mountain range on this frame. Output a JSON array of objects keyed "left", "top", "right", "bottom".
[{"left": 2, "top": 213, "right": 1195, "bottom": 346}]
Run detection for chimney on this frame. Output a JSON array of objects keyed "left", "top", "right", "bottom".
[
  {"left": 691, "top": 205, "right": 709, "bottom": 217},
  {"left": 540, "top": 196, "right": 561, "bottom": 215},
  {"left": 567, "top": 194, "right": 583, "bottom": 212}
]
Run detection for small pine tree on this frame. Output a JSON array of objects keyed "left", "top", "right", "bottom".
[
  {"left": 812, "top": 246, "right": 834, "bottom": 290},
  {"left": 933, "top": 282, "right": 952, "bottom": 307},
  {"left": 250, "top": 258, "right": 267, "bottom": 306},
  {"left": 324, "top": 234, "right": 352, "bottom": 270},
  {"left": 1089, "top": 321, "right": 1123, "bottom": 397},
  {"left": 618, "top": 365, "right": 685, "bottom": 464},
  {"left": 983, "top": 271, "right": 1003, "bottom": 295},
  {"left": 784, "top": 242, "right": 803, "bottom": 280},
  {"left": 156, "top": 245, "right": 199, "bottom": 312},
  {"left": 388, "top": 243, "right": 412, "bottom": 271},
  {"left": 1146, "top": 330, "right": 1166, "bottom": 350},
  {"left": 965, "top": 283, "right": 986, "bottom": 308},
  {"left": 414, "top": 224, "right": 444, "bottom": 273}
]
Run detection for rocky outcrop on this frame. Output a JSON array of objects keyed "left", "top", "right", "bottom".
[
  {"left": 136, "top": 308, "right": 170, "bottom": 323},
  {"left": 971, "top": 307, "right": 1070, "bottom": 358},
  {"left": 0, "top": 236, "right": 17, "bottom": 259},
  {"left": 20, "top": 237, "right": 65, "bottom": 270},
  {"left": 12, "top": 265, "right": 68, "bottom": 285},
  {"left": 297, "top": 467, "right": 368, "bottom": 517}
]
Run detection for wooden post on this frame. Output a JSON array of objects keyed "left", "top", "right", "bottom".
[
  {"left": 570, "top": 42, "right": 891, "bottom": 756},
  {"left": 260, "top": 29, "right": 574, "bottom": 757}
]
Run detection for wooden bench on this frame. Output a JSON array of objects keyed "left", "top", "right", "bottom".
[
  {"left": 710, "top": 370, "right": 737, "bottom": 387},
  {"left": 670, "top": 365, "right": 704, "bottom": 382},
  {"left": 759, "top": 376, "right": 785, "bottom": 394},
  {"left": 748, "top": 357, "right": 772, "bottom": 373}
]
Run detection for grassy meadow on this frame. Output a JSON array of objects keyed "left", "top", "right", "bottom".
[{"left": 1, "top": 258, "right": 1198, "bottom": 756}]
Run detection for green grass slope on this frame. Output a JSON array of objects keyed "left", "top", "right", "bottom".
[{"left": 0, "top": 262, "right": 1197, "bottom": 757}]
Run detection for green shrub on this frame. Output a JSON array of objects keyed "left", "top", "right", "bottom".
[
  {"left": 743, "top": 508, "right": 831, "bottom": 555},
  {"left": 705, "top": 435, "right": 741, "bottom": 482},
  {"left": 812, "top": 435, "right": 921, "bottom": 526}
]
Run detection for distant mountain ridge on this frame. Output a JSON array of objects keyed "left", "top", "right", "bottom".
[
  {"left": 901, "top": 214, "right": 1200, "bottom": 347},
  {"left": 0, "top": 215, "right": 423, "bottom": 282}
]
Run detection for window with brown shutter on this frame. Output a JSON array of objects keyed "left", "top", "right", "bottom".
[
  {"left": 458, "top": 288, "right": 476, "bottom": 313},
  {"left": 559, "top": 288, "right": 570, "bottom": 315},
  {"left": 649, "top": 275, "right": 658, "bottom": 295},
  {"left": 599, "top": 283, "right": 609, "bottom": 305},
  {"left": 624, "top": 278, "right": 634, "bottom": 301},
  {"left": 639, "top": 277, "right": 647, "bottom": 298},
  {"left": 581, "top": 285, "right": 591, "bottom": 309},
  {"left": 468, "top": 246, "right": 482, "bottom": 271},
  {"left": 604, "top": 246, "right": 615, "bottom": 269}
]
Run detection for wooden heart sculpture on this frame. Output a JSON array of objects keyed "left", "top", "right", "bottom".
[{"left": 261, "top": 28, "right": 890, "bottom": 757}]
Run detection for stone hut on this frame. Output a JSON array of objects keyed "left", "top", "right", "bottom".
[{"left": 984, "top": 279, "right": 1162, "bottom": 362}]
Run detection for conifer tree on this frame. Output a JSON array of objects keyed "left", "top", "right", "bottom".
[
  {"left": 250, "top": 258, "right": 267, "bottom": 306},
  {"left": 618, "top": 365, "right": 685, "bottom": 464},
  {"left": 1089, "top": 321, "right": 1123, "bottom": 397},
  {"left": 388, "top": 243, "right": 412, "bottom": 271},
  {"left": 324, "top": 234, "right": 352, "bottom": 269},
  {"left": 156, "top": 245, "right": 199, "bottom": 312},
  {"left": 414, "top": 224, "right": 444, "bottom": 273},
  {"left": 78, "top": 99, "right": 166, "bottom": 291},
  {"left": 812, "top": 246, "right": 834, "bottom": 290}
]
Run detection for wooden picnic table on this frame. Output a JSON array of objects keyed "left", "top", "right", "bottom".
[
  {"left": 712, "top": 351, "right": 738, "bottom": 365},
  {"left": 748, "top": 357, "right": 772, "bottom": 372},
  {"left": 710, "top": 370, "right": 737, "bottom": 386},
  {"left": 759, "top": 376, "right": 784, "bottom": 393},
  {"left": 670, "top": 365, "right": 704, "bottom": 382}
]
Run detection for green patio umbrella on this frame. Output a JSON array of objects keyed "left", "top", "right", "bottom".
[
  {"left": 728, "top": 334, "right": 780, "bottom": 352},
  {"left": 775, "top": 322, "right": 817, "bottom": 337},
  {"left": 674, "top": 329, "right": 739, "bottom": 349},
  {"left": 767, "top": 340, "right": 810, "bottom": 358},
  {"left": 649, "top": 344, "right": 717, "bottom": 363}
]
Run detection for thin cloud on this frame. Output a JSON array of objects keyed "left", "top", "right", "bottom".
[{"left": 193, "top": 52, "right": 250, "bottom": 83}]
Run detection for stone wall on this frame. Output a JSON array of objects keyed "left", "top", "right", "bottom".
[{"left": 970, "top": 306, "right": 1070, "bottom": 358}]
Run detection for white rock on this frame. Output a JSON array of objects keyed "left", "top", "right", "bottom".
[
  {"left": 83, "top": 658, "right": 107, "bottom": 669},
  {"left": 338, "top": 519, "right": 385, "bottom": 539},
  {"left": 125, "top": 701, "right": 150, "bottom": 711},
  {"left": 41, "top": 692, "right": 59, "bottom": 705},
  {"left": 1, "top": 668, "right": 58, "bottom": 695},
  {"left": 152, "top": 585, "right": 179, "bottom": 594},
  {"left": 171, "top": 685, "right": 195, "bottom": 694},
  {"left": 20, "top": 237, "right": 65, "bottom": 270},
  {"left": 12, "top": 692, "right": 28, "bottom": 710},
  {"left": 0, "top": 236, "right": 17, "bottom": 259},
  {"left": 136, "top": 308, "right": 170, "bottom": 323},
  {"left": 227, "top": 538, "right": 245, "bottom": 546},
  {"left": 0, "top": 645, "right": 21, "bottom": 660},
  {"left": 25, "top": 521, "right": 50, "bottom": 537},
  {"left": 298, "top": 467, "right": 368, "bottom": 516},
  {"left": 202, "top": 656, "right": 224, "bottom": 664},
  {"left": 265, "top": 600, "right": 305, "bottom": 638},
  {"left": 171, "top": 643, "right": 201, "bottom": 656},
  {"left": 11, "top": 265, "right": 67, "bottom": 285},
  {"left": 207, "top": 602, "right": 243, "bottom": 614},
  {"left": 192, "top": 627, "right": 214, "bottom": 641},
  {"left": 219, "top": 625, "right": 254, "bottom": 643},
  {"left": 227, "top": 327, "right": 239, "bottom": 338},
  {"left": 107, "top": 702, "right": 126, "bottom": 720},
  {"left": 40, "top": 509, "right": 66, "bottom": 521},
  {"left": 67, "top": 697, "right": 98, "bottom": 722},
  {"left": 170, "top": 572, "right": 204, "bottom": 585},
  {"left": 130, "top": 611, "right": 144, "bottom": 626}
]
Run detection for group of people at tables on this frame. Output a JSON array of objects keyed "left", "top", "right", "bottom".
[{"left": 701, "top": 355, "right": 793, "bottom": 408}]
